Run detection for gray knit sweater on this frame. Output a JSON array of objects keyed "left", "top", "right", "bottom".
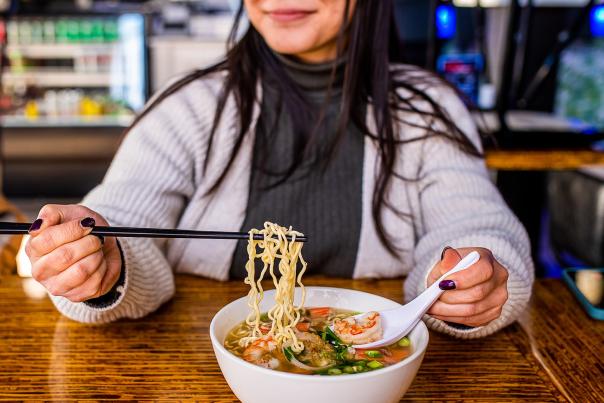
[{"left": 50, "top": 68, "right": 534, "bottom": 339}]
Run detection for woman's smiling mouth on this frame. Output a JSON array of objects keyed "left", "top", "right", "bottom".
[{"left": 267, "top": 8, "right": 316, "bottom": 23}]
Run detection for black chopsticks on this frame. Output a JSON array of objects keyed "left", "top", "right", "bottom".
[{"left": 0, "top": 222, "right": 307, "bottom": 242}]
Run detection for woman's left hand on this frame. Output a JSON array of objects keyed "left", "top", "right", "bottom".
[{"left": 426, "top": 247, "right": 509, "bottom": 327}]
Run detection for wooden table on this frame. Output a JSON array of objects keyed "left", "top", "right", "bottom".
[{"left": 0, "top": 275, "right": 602, "bottom": 402}]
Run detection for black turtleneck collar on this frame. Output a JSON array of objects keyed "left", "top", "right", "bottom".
[{"left": 272, "top": 51, "right": 346, "bottom": 94}]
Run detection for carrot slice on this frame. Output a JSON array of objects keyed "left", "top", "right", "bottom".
[
  {"left": 381, "top": 348, "right": 410, "bottom": 364},
  {"left": 296, "top": 322, "right": 311, "bottom": 332},
  {"left": 354, "top": 349, "right": 369, "bottom": 360}
]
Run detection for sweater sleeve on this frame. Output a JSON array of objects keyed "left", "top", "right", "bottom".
[
  {"left": 403, "top": 87, "right": 534, "bottom": 339},
  {"left": 49, "top": 82, "right": 209, "bottom": 323}
]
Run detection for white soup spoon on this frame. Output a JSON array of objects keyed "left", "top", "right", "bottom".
[{"left": 337, "top": 251, "right": 480, "bottom": 349}]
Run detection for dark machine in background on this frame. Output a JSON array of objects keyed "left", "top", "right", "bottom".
[
  {"left": 493, "top": 1, "right": 604, "bottom": 276},
  {"left": 395, "top": 1, "right": 604, "bottom": 142},
  {"left": 393, "top": 0, "right": 604, "bottom": 274}
]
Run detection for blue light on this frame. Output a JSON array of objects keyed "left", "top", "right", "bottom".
[
  {"left": 591, "top": 5, "right": 604, "bottom": 37},
  {"left": 436, "top": 5, "right": 456, "bottom": 40}
]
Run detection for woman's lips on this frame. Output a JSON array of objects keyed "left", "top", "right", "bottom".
[{"left": 267, "top": 9, "right": 315, "bottom": 23}]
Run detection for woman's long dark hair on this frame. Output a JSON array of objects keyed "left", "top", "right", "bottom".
[{"left": 129, "top": 0, "right": 481, "bottom": 256}]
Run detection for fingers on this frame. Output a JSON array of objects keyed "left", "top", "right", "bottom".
[
  {"left": 61, "top": 254, "right": 122, "bottom": 303},
  {"left": 428, "top": 248, "right": 497, "bottom": 290},
  {"left": 427, "top": 247, "right": 510, "bottom": 327},
  {"left": 430, "top": 305, "right": 503, "bottom": 327},
  {"left": 438, "top": 247, "right": 463, "bottom": 275},
  {"left": 40, "top": 248, "right": 123, "bottom": 303},
  {"left": 437, "top": 280, "right": 497, "bottom": 305},
  {"left": 27, "top": 217, "right": 96, "bottom": 259},
  {"left": 23, "top": 204, "right": 123, "bottom": 304},
  {"left": 97, "top": 258, "right": 122, "bottom": 297},
  {"left": 61, "top": 259, "right": 108, "bottom": 303},
  {"left": 43, "top": 251, "right": 105, "bottom": 297},
  {"left": 438, "top": 263, "right": 507, "bottom": 304},
  {"left": 427, "top": 247, "right": 462, "bottom": 285},
  {"left": 34, "top": 204, "right": 95, "bottom": 228},
  {"left": 428, "top": 283, "right": 508, "bottom": 323},
  {"left": 440, "top": 249, "right": 495, "bottom": 290},
  {"left": 32, "top": 235, "right": 103, "bottom": 281}
]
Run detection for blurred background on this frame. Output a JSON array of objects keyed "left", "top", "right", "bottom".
[{"left": 1, "top": 0, "right": 604, "bottom": 279}]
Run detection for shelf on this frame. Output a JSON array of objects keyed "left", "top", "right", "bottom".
[
  {"left": 473, "top": 111, "right": 598, "bottom": 133},
  {"left": 2, "top": 71, "right": 117, "bottom": 87},
  {"left": 1, "top": 115, "right": 134, "bottom": 128},
  {"left": 7, "top": 43, "right": 119, "bottom": 59}
]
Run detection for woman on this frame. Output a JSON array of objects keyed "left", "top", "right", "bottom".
[{"left": 25, "top": 0, "right": 533, "bottom": 338}]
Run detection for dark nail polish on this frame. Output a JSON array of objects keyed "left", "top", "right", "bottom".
[
  {"left": 28, "top": 218, "right": 43, "bottom": 232},
  {"left": 441, "top": 246, "right": 453, "bottom": 260},
  {"left": 439, "top": 279, "right": 456, "bottom": 290},
  {"left": 80, "top": 217, "right": 96, "bottom": 228}
]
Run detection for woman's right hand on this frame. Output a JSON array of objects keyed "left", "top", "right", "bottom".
[{"left": 25, "top": 204, "right": 123, "bottom": 303}]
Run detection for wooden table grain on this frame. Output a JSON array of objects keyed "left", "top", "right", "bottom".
[{"left": 0, "top": 274, "right": 602, "bottom": 402}]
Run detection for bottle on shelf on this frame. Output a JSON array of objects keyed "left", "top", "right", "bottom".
[
  {"left": 43, "top": 90, "right": 59, "bottom": 117},
  {"left": 66, "top": 19, "right": 80, "bottom": 43},
  {"left": 31, "top": 19, "right": 44, "bottom": 43},
  {"left": 91, "top": 19, "right": 104, "bottom": 43},
  {"left": 43, "top": 20, "right": 55, "bottom": 43},
  {"left": 103, "top": 19, "right": 119, "bottom": 42},
  {"left": 17, "top": 20, "right": 32, "bottom": 44},
  {"left": 24, "top": 100, "right": 39, "bottom": 118},
  {"left": 7, "top": 20, "right": 18, "bottom": 44},
  {"left": 55, "top": 19, "right": 69, "bottom": 43}
]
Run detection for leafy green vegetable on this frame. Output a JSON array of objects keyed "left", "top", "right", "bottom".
[
  {"left": 320, "top": 326, "right": 350, "bottom": 362},
  {"left": 260, "top": 313, "right": 269, "bottom": 322},
  {"left": 324, "top": 326, "right": 344, "bottom": 344},
  {"left": 283, "top": 346, "right": 294, "bottom": 362}
]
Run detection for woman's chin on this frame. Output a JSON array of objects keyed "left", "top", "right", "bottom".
[
  {"left": 259, "top": 28, "right": 333, "bottom": 60},
  {"left": 265, "top": 38, "right": 315, "bottom": 54}
]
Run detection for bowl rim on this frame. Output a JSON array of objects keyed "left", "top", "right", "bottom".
[{"left": 210, "top": 286, "right": 429, "bottom": 382}]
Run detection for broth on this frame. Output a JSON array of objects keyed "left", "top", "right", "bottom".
[{"left": 224, "top": 307, "right": 412, "bottom": 376}]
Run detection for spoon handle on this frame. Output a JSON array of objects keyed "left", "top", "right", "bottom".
[{"left": 404, "top": 251, "right": 480, "bottom": 322}]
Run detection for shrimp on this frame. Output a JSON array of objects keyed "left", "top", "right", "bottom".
[
  {"left": 333, "top": 311, "right": 382, "bottom": 345},
  {"left": 242, "top": 336, "right": 281, "bottom": 369}
]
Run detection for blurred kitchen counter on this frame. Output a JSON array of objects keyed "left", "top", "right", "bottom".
[{"left": 1, "top": 118, "right": 127, "bottom": 197}]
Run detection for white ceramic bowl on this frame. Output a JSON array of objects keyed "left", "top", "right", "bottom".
[{"left": 210, "top": 287, "right": 429, "bottom": 403}]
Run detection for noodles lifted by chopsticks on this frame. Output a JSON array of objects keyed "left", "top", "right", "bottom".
[{"left": 239, "top": 222, "right": 308, "bottom": 353}]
